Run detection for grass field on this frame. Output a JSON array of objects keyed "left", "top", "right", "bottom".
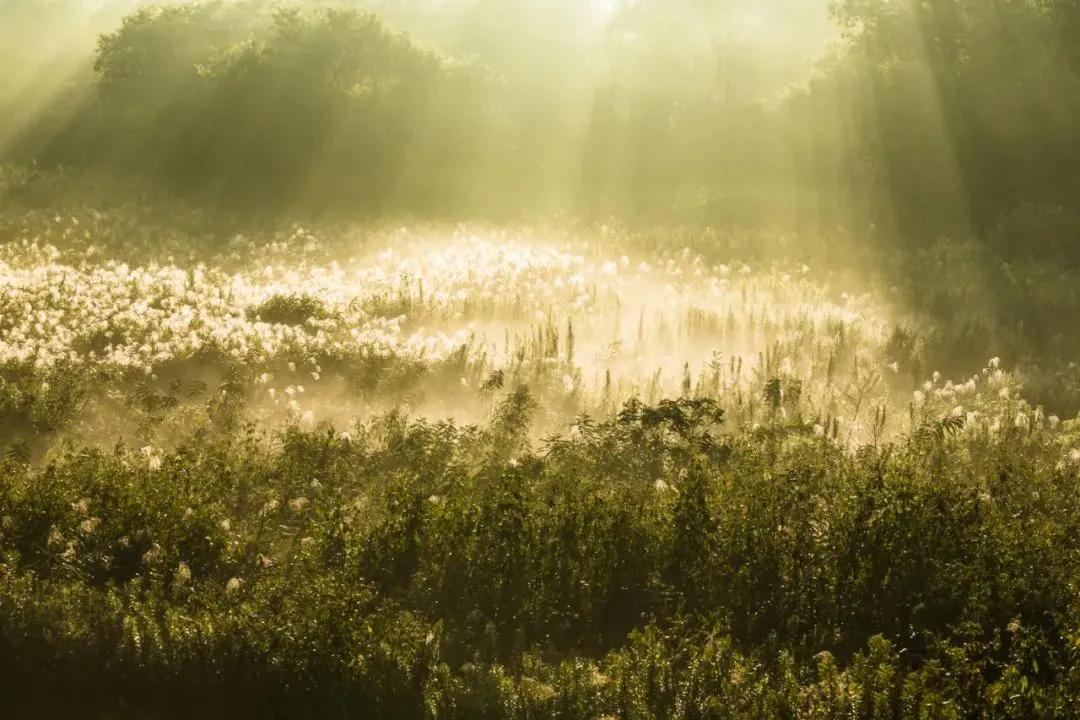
[{"left": 3, "top": 211, "right": 1080, "bottom": 718}]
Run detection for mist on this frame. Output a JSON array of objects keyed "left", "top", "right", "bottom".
[{"left": 4, "top": 2, "right": 1080, "bottom": 716}]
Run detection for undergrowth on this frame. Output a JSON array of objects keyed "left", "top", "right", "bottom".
[{"left": 2, "top": 391, "right": 1079, "bottom": 718}]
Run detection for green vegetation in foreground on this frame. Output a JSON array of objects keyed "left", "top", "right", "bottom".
[
  {"left": 4, "top": 0, "right": 1080, "bottom": 716},
  {"left": 2, "top": 391, "right": 1080, "bottom": 718}
]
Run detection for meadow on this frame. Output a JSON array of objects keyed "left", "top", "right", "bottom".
[
  {"left": 5, "top": 0, "right": 1080, "bottom": 716},
  {"left": 1, "top": 209, "right": 1053, "bottom": 457},
  {"left": 3, "top": 208, "right": 1080, "bottom": 717}
]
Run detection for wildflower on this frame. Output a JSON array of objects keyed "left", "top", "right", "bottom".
[
  {"left": 80, "top": 517, "right": 101, "bottom": 534},
  {"left": 522, "top": 679, "right": 557, "bottom": 703},
  {"left": 300, "top": 536, "right": 316, "bottom": 549},
  {"left": 220, "top": 518, "right": 232, "bottom": 532},
  {"left": 176, "top": 561, "right": 192, "bottom": 586},
  {"left": 142, "top": 544, "right": 162, "bottom": 565},
  {"left": 913, "top": 390, "right": 925, "bottom": 405},
  {"left": 288, "top": 497, "right": 309, "bottom": 512},
  {"left": 225, "top": 577, "right": 243, "bottom": 593}
]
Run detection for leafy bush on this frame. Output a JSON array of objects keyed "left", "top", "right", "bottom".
[
  {"left": 247, "top": 293, "right": 331, "bottom": 326},
  {"left": 2, "top": 394, "right": 1080, "bottom": 717}
]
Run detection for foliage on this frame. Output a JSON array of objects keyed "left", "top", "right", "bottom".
[
  {"left": 3, "top": 1, "right": 1080, "bottom": 715},
  {"left": 248, "top": 293, "right": 332, "bottom": 326},
  {"left": 9, "top": 0, "right": 1080, "bottom": 240},
  {"left": 2, "top": 393, "right": 1080, "bottom": 716},
  {"left": 16, "top": 2, "right": 494, "bottom": 214}
]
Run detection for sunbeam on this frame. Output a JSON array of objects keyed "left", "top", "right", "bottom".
[{"left": 2, "top": 1, "right": 1080, "bottom": 716}]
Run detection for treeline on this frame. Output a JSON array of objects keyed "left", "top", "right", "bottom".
[
  {"left": 823, "top": 0, "right": 1080, "bottom": 256},
  {"left": 5, "top": 0, "right": 1080, "bottom": 248},
  {"left": 12, "top": 3, "right": 500, "bottom": 215}
]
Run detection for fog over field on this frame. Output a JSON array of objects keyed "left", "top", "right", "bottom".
[{"left": 3, "top": 2, "right": 1080, "bottom": 717}]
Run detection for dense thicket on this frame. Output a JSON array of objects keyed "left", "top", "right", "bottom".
[
  {"left": 824, "top": 0, "right": 1080, "bottom": 248},
  {"left": 13, "top": 3, "right": 498, "bottom": 214},
  {"left": 3, "top": 394, "right": 1080, "bottom": 717}
]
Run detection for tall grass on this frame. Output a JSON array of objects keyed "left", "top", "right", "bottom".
[{"left": 2, "top": 211, "right": 1080, "bottom": 716}]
